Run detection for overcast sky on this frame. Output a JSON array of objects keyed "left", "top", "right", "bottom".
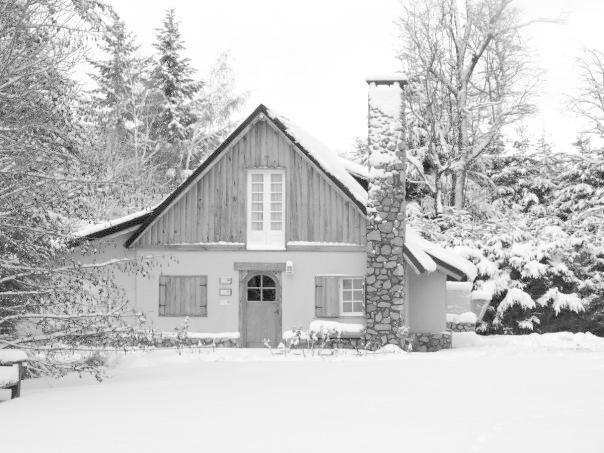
[{"left": 107, "top": 0, "right": 604, "bottom": 154}]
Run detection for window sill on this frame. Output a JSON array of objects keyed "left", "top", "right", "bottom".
[{"left": 246, "top": 245, "right": 286, "bottom": 251}]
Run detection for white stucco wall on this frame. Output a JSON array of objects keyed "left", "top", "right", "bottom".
[
  {"left": 77, "top": 235, "right": 366, "bottom": 333},
  {"left": 77, "top": 235, "right": 449, "bottom": 336},
  {"left": 407, "top": 271, "right": 447, "bottom": 333},
  {"left": 135, "top": 249, "right": 366, "bottom": 332}
]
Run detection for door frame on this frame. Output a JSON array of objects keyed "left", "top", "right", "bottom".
[{"left": 238, "top": 269, "right": 283, "bottom": 347}]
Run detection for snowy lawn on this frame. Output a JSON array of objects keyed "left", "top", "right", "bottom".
[{"left": 1, "top": 332, "right": 604, "bottom": 453}]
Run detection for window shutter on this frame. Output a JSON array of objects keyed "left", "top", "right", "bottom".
[
  {"left": 315, "top": 276, "right": 340, "bottom": 318},
  {"left": 159, "top": 276, "right": 167, "bottom": 316},
  {"left": 159, "top": 275, "right": 207, "bottom": 317}
]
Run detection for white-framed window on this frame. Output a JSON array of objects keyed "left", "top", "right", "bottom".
[
  {"left": 247, "top": 169, "right": 285, "bottom": 249},
  {"left": 340, "top": 277, "right": 365, "bottom": 316}
]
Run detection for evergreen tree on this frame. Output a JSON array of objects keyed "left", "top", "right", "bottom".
[
  {"left": 152, "top": 9, "right": 201, "bottom": 158},
  {"left": 85, "top": 17, "right": 167, "bottom": 219},
  {"left": 89, "top": 18, "right": 141, "bottom": 135}
]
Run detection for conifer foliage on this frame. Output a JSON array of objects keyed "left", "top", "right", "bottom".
[{"left": 151, "top": 9, "right": 201, "bottom": 159}]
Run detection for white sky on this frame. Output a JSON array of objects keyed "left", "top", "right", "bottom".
[{"left": 107, "top": 0, "right": 604, "bottom": 154}]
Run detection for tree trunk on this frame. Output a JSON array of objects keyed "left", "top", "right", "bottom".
[
  {"left": 434, "top": 173, "right": 444, "bottom": 215},
  {"left": 453, "top": 168, "right": 466, "bottom": 209}
]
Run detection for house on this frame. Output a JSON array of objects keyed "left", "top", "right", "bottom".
[{"left": 75, "top": 77, "right": 477, "bottom": 351}]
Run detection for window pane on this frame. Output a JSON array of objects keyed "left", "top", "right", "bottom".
[
  {"left": 342, "top": 290, "right": 352, "bottom": 301},
  {"left": 252, "top": 193, "right": 263, "bottom": 202},
  {"left": 262, "top": 275, "right": 276, "bottom": 287},
  {"left": 271, "top": 203, "right": 282, "bottom": 212},
  {"left": 247, "top": 288, "right": 261, "bottom": 301},
  {"left": 252, "top": 183, "right": 263, "bottom": 192},
  {"left": 342, "top": 279, "right": 352, "bottom": 290},
  {"left": 248, "top": 275, "right": 262, "bottom": 287},
  {"left": 252, "top": 212, "right": 263, "bottom": 221},
  {"left": 342, "top": 302, "right": 353, "bottom": 312},
  {"left": 252, "top": 222, "right": 263, "bottom": 231},
  {"left": 252, "top": 202, "right": 263, "bottom": 211},
  {"left": 271, "top": 173, "right": 282, "bottom": 183},
  {"left": 262, "top": 288, "right": 276, "bottom": 301},
  {"left": 271, "top": 184, "right": 282, "bottom": 193},
  {"left": 352, "top": 279, "right": 363, "bottom": 290},
  {"left": 271, "top": 193, "right": 282, "bottom": 202},
  {"left": 252, "top": 174, "right": 263, "bottom": 183},
  {"left": 353, "top": 302, "right": 364, "bottom": 313},
  {"left": 270, "top": 222, "right": 282, "bottom": 231},
  {"left": 271, "top": 212, "right": 282, "bottom": 221},
  {"left": 353, "top": 290, "right": 364, "bottom": 301}
]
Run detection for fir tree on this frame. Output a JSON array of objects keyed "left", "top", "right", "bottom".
[
  {"left": 89, "top": 18, "right": 142, "bottom": 135},
  {"left": 152, "top": 9, "right": 201, "bottom": 152}
]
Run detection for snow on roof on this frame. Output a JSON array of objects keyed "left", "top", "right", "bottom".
[
  {"left": 0, "top": 348, "right": 27, "bottom": 364},
  {"left": 73, "top": 207, "right": 154, "bottom": 239},
  {"left": 366, "top": 73, "right": 406, "bottom": 83},
  {"left": 407, "top": 227, "right": 477, "bottom": 281},
  {"left": 405, "top": 231, "right": 438, "bottom": 274},
  {"left": 340, "top": 157, "right": 369, "bottom": 180},
  {"left": 265, "top": 107, "right": 368, "bottom": 206}
]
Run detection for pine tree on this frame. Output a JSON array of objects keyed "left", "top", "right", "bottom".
[
  {"left": 85, "top": 17, "right": 167, "bottom": 218},
  {"left": 89, "top": 18, "right": 141, "bottom": 135},
  {"left": 152, "top": 9, "right": 201, "bottom": 154}
]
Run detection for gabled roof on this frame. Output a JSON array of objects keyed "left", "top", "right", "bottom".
[
  {"left": 124, "top": 104, "right": 367, "bottom": 248},
  {"left": 405, "top": 228, "right": 477, "bottom": 282},
  {"left": 74, "top": 208, "right": 153, "bottom": 241},
  {"left": 73, "top": 104, "right": 476, "bottom": 282}
]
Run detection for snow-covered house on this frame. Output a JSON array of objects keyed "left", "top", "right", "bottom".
[{"left": 76, "top": 78, "right": 476, "bottom": 351}]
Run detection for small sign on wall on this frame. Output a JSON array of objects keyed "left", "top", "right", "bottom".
[
  {"left": 219, "top": 277, "right": 232, "bottom": 285},
  {"left": 219, "top": 288, "right": 232, "bottom": 297}
]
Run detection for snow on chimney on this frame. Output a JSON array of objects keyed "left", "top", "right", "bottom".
[{"left": 364, "top": 74, "right": 407, "bottom": 349}]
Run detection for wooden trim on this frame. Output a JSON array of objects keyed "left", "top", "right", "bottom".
[
  {"left": 262, "top": 117, "right": 366, "bottom": 216},
  {"left": 70, "top": 211, "right": 151, "bottom": 245},
  {"left": 141, "top": 243, "right": 245, "bottom": 251},
  {"left": 403, "top": 244, "right": 427, "bottom": 274},
  {"left": 125, "top": 104, "right": 367, "bottom": 248},
  {"left": 430, "top": 255, "right": 467, "bottom": 281},
  {"left": 125, "top": 110, "right": 265, "bottom": 248},
  {"left": 234, "top": 262, "right": 286, "bottom": 271},
  {"left": 286, "top": 243, "right": 364, "bottom": 252}
]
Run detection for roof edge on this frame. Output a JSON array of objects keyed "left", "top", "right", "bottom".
[{"left": 124, "top": 103, "right": 367, "bottom": 248}]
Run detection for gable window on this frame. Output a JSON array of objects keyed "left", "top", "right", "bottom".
[
  {"left": 340, "top": 278, "right": 364, "bottom": 316},
  {"left": 247, "top": 170, "right": 285, "bottom": 249}
]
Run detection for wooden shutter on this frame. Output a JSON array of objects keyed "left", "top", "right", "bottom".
[
  {"left": 314, "top": 276, "right": 340, "bottom": 318},
  {"left": 159, "top": 275, "right": 207, "bottom": 317}
]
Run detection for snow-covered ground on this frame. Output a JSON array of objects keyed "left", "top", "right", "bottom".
[{"left": 1, "top": 332, "right": 604, "bottom": 453}]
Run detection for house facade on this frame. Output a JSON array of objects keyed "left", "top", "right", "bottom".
[{"left": 77, "top": 79, "right": 476, "bottom": 351}]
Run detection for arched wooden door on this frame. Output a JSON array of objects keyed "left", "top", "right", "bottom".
[{"left": 239, "top": 271, "right": 282, "bottom": 347}]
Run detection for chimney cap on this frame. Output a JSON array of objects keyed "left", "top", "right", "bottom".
[{"left": 366, "top": 73, "right": 407, "bottom": 86}]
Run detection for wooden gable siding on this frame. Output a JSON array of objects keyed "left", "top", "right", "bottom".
[{"left": 136, "top": 119, "right": 366, "bottom": 247}]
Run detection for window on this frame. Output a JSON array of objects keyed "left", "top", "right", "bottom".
[
  {"left": 247, "top": 170, "right": 285, "bottom": 249},
  {"left": 159, "top": 275, "right": 207, "bottom": 317},
  {"left": 247, "top": 274, "right": 276, "bottom": 302},
  {"left": 340, "top": 278, "right": 364, "bottom": 316}
]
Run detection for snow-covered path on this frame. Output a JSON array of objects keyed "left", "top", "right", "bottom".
[{"left": 1, "top": 333, "right": 604, "bottom": 453}]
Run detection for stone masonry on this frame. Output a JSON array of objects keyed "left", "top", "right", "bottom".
[
  {"left": 364, "top": 76, "right": 407, "bottom": 349},
  {"left": 408, "top": 331, "right": 452, "bottom": 352}
]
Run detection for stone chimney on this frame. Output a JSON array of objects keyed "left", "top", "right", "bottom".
[{"left": 364, "top": 75, "right": 407, "bottom": 349}]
